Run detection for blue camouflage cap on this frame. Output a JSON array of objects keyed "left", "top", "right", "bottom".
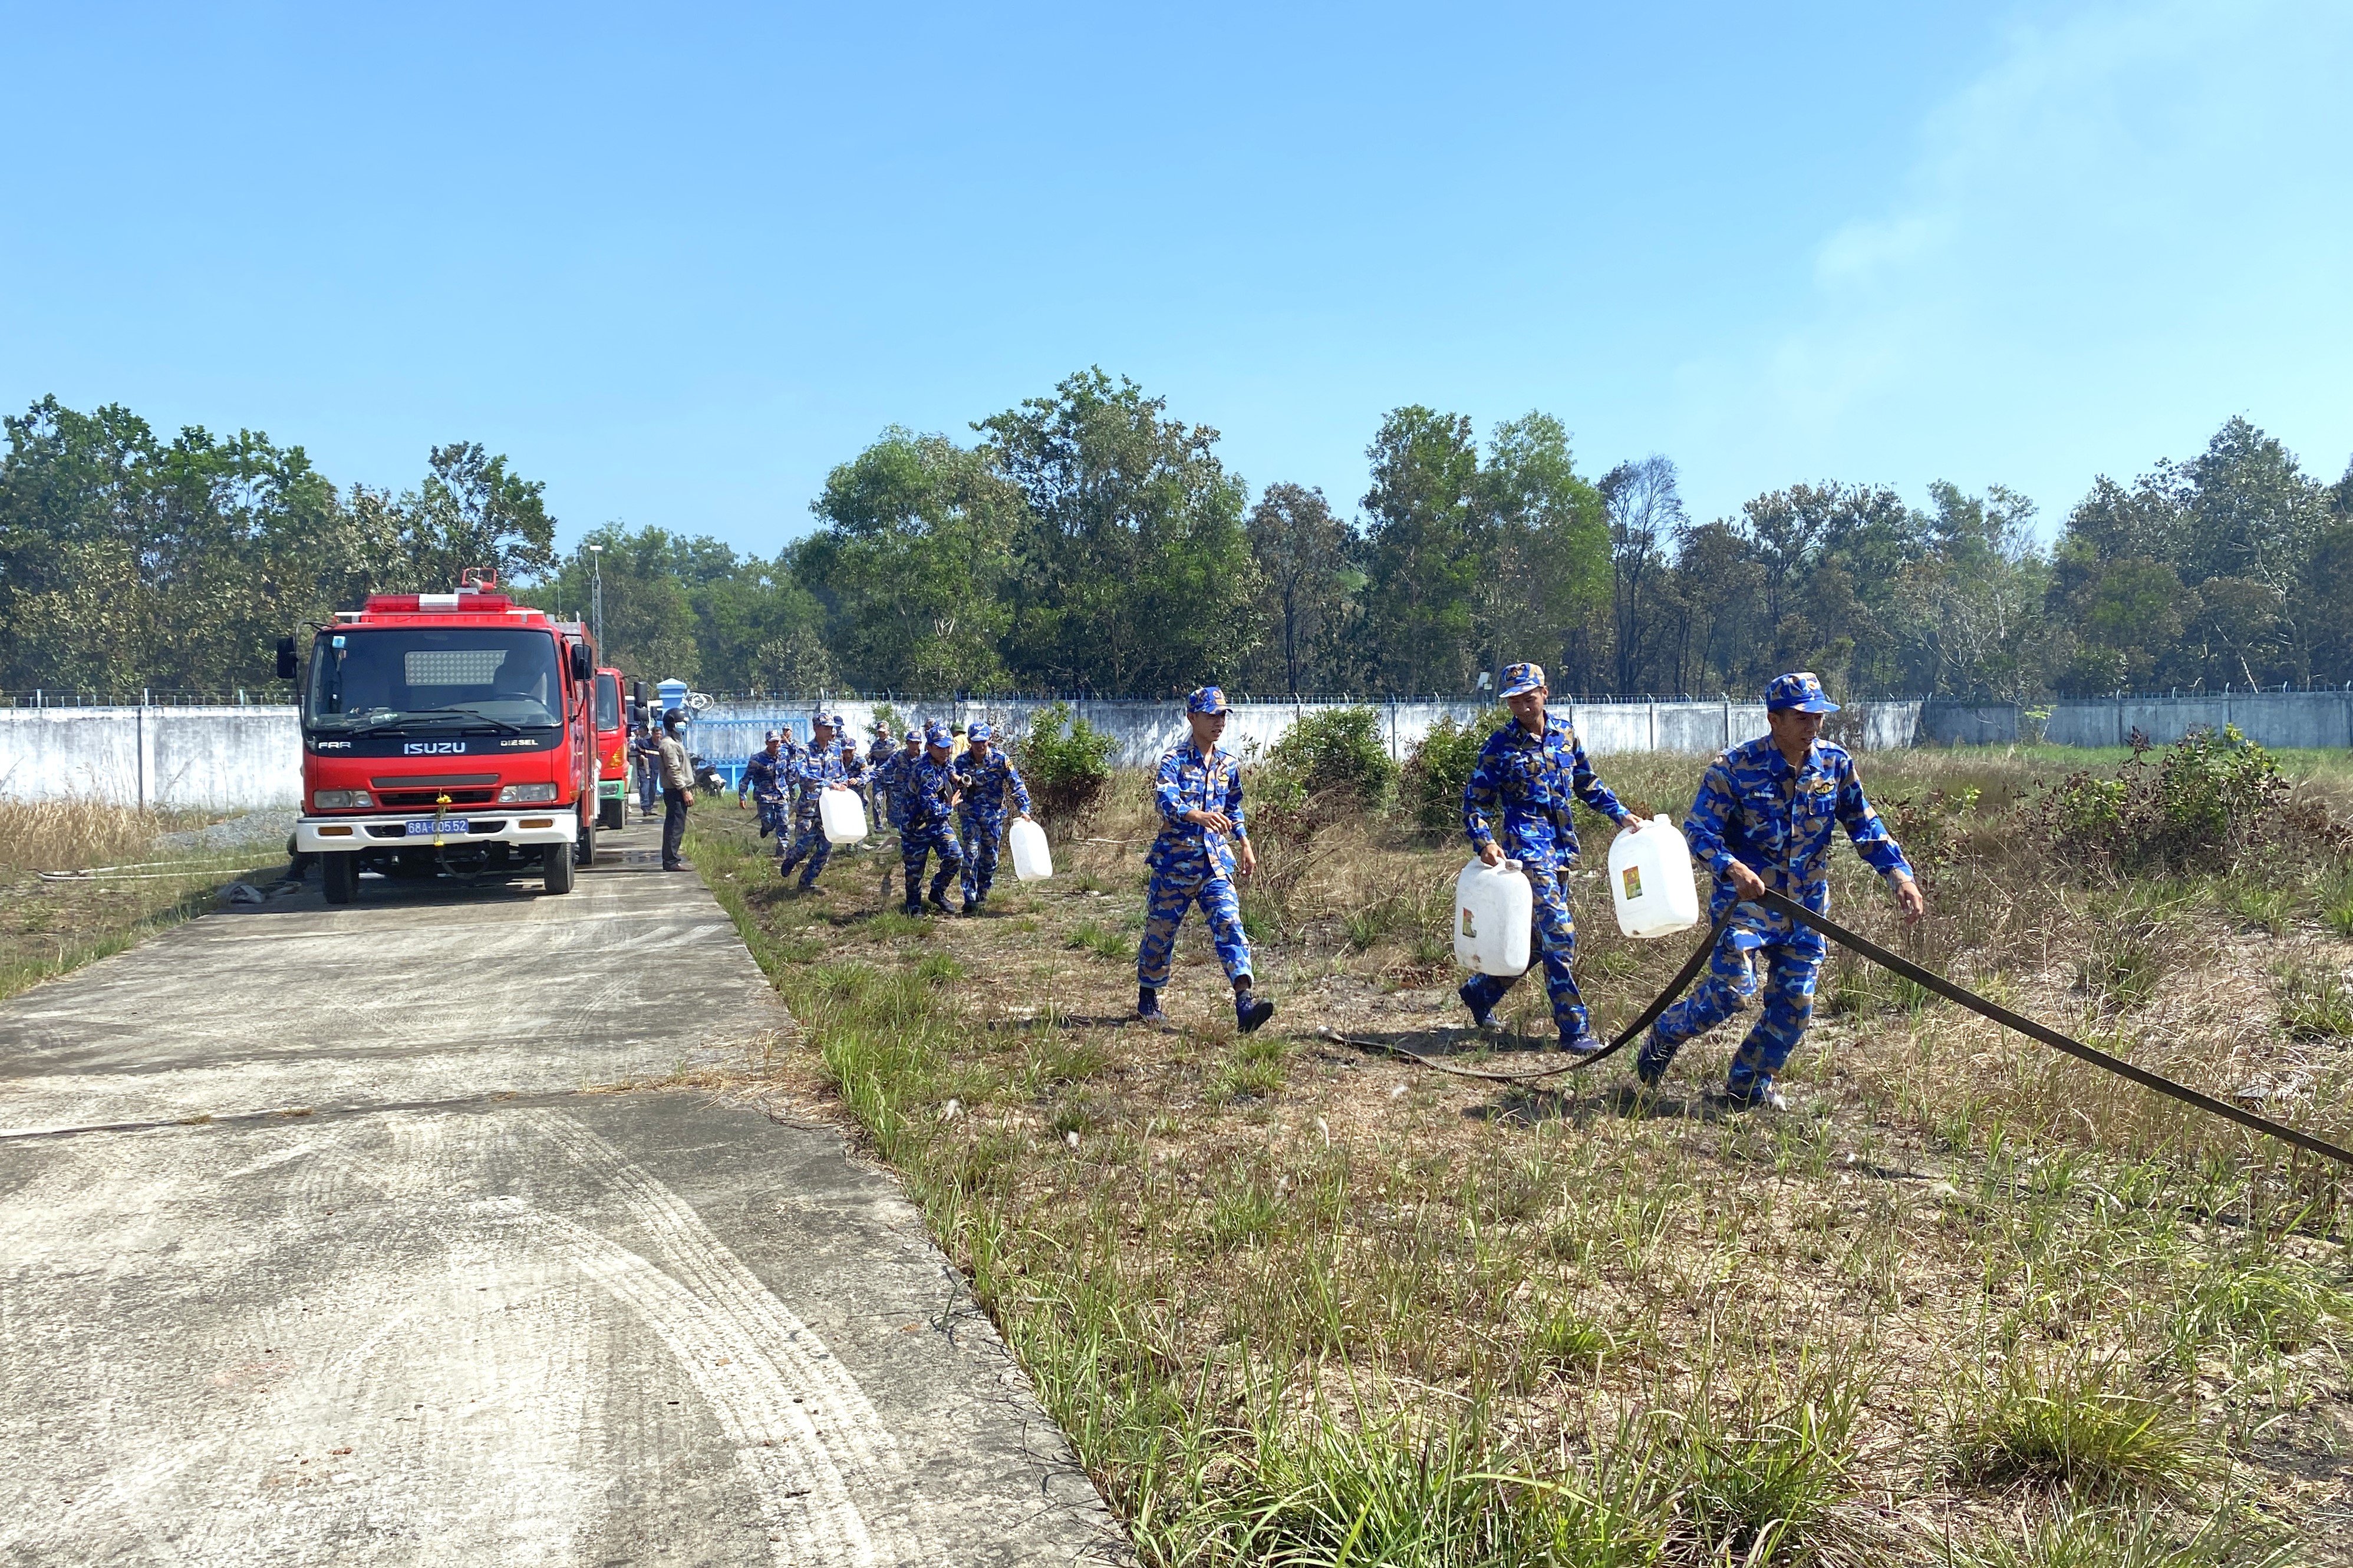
[
  {"left": 830, "top": 713, "right": 849, "bottom": 731},
  {"left": 1499, "top": 661, "right": 1545, "bottom": 699},
  {"left": 1765, "top": 671, "right": 1840, "bottom": 713},
  {"left": 763, "top": 729, "right": 781, "bottom": 744},
  {"left": 924, "top": 721, "right": 954, "bottom": 747},
  {"left": 903, "top": 727, "right": 922, "bottom": 742},
  {"left": 810, "top": 709, "right": 834, "bottom": 729},
  {"left": 967, "top": 721, "right": 993, "bottom": 741},
  {"left": 1186, "top": 685, "right": 1230, "bottom": 715}
]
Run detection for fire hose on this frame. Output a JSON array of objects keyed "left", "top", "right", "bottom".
[{"left": 1329, "top": 889, "right": 2353, "bottom": 1170}]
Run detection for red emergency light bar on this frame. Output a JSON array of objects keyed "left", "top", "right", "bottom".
[{"left": 361, "top": 591, "right": 516, "bottom": 613}]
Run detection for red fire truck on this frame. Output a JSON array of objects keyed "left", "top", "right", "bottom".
[
  {"left": 282, "top": 573, "right": 602, "bottom": 903},
  {"left": 594, "top": 665, "right": 628, "bottom": 831}
]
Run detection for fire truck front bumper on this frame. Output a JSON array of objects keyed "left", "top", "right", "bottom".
[{"left": 296, "top": 811, "right": 580, "bottom": 853}]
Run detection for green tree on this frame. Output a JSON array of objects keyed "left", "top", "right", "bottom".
[
  {"left": 1240, "top": 481, "right": 1359, "bottom": 696},
  {"left": 1659, "top": 519, "right": 1765, "bottom": 696},
  {"left": 1734, "top": 481, "right": 1920, "bottom": 692},
  {"left": 1362, "top": 407, "right": 1482, "bottom": 694},
  {"left": 1481, "top": 412, "right": 1611, "bottom": 690},
  {"left": 401, "top": 442, "right": 556, "bottom": 589},
  {"left": 0, "top": 397, "right": 345, "bottom": 692},
  {"left": 979, "top": 370, "right": 1259, "bottom": 695},
  {"left": 2049, "top": 418, "right": 2333, "bottom": 691},
  {"left": 800, "top": 428, "right": 1017, "bottom": 692},
  {"left": 1894, "top": 483, "right": 2052, "bottom": 699},
  {"left": 1600, "top": 455, "right": 1685, "bottom": 695}
]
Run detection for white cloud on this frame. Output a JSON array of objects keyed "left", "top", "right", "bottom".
[{"left": 1673, "top": 0, "right": 2353, "bottom": 524}]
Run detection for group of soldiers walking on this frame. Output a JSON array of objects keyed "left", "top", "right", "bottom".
[
  {"left": 733, "top": 711, "right": 1033, "bottom": 917},
  {"left": 639, "top": 663, "right": 1926, "bottom": 1113}
]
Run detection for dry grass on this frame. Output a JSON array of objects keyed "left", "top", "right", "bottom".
[
  {"left": 0, "top": 798, "right": 279, "bottom": 999},
  {"left": 688, "top": 744, "right": 2353, "bottom": 1567}
]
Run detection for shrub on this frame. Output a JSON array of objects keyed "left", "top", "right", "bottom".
[
  {"left": 1400, "top": 707, "right": 1506, "bottom": 836},
  {"left": 2153, "top": 724, "right": 2284, "bottom": 859},
  {"left": 1012, "top": 701, "right": 1116, "bottom": 833},
  {"left": 1260, "top": 706, "right": 1398, "bottom": 816},
  {"left": 2041, "top": 725, "right": 2289, "bottom": 874}
]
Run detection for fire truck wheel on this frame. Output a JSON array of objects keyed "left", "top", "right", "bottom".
[
  {"left": 598, "top": 795, "right": 624, "bottom": 832},
  {"left": 542, "top": 840, "right": 576, "bottom": 895},
  {"left": 574, "top": 816, "right": 597, "bottom": 868},
  {"left": 321, "top": 852, "right": 359, "bottom": 905}
]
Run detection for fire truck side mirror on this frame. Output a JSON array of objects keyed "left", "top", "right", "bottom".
[
  {"left": 275, "top": 635, "right": 298, "bottom": 681},
  {"left": 569, "top": 642, "right": 592, "bottom": 683}
]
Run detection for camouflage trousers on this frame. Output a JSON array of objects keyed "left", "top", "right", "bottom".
[
  {"left": 957, "top": 808, "right": 1006, "bottom": 905},
  {"left": 1138, "top": 863, "right": 1251, "bottom": 990},
  {"left": 899, "top": 821, "right": 964, "bottom": 910},
  {"left": 1640, "top": 911, "right": 1823, "bottom": 1095},
  {"left": 775, "top": 811, "right": 831, "bottom": 887}
]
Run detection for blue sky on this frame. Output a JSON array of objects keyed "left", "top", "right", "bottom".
[{"left": 4, "top": 2, "right": 2348, "bottom": 557}]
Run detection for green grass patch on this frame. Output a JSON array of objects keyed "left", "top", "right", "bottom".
[
  {"left": 1067, "top": 919, "right": 1134, "bottom": 962},
  {"left": 1948, "top": 1356, "right": 2205, "bottom": 1503}
]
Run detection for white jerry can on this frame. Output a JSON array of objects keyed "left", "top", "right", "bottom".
[
  {"left": 1454, "top": 857, "right": 1533, "bottom": 976},
  {"left": 1007, "top": 817, "right": 1054, "bottom": 882},
  {"left": 1608, "top": 817, "right": 1702, "bottom": 938},
  {"left": 819, "top": 788, "right": 868, "bottom": 845}
]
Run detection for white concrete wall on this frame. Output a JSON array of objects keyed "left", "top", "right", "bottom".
[
  {"left": 17, "top": 690, "right": 2337, "bottom": 811},
  {"left": 2044, "top": 691, "right": 2353, "bottom": 751},
  {"left": 0, "top": 707, "right": 302, "bottom": 810},
  {"left": 692, "top": 696, "right": 1921, "bottom": 775}
]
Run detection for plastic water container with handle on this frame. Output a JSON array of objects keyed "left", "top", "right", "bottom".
[
  {"left": 1607, "top": 817, "right": 1701, "bottom": 938},
  {"left": 819, "top": 788, "right": 868, "bottom": 845},
  {"left": 1008, "top": 817, "right": 1054, "bottom": 882},
  {"left": 1454, "top": 857, "right": 1532, "bottom": 976}
]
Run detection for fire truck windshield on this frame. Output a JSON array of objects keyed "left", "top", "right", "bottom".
[{"left": 305, "top": 628, "right": 564, "bottom": 732}]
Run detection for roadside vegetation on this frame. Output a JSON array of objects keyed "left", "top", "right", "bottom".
[
  {"left": 0, "top": 800, "right": 285, "bottom": 998},
  {"left": 690, "top": 732, "right": 2353, "bottom": 1566}
]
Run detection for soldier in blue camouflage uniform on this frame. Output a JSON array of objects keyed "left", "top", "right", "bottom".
[
  {"left": 899, "top": 722, "right": 967, "bottom": 915},
  {"left": 1138, "top": 686, "right": 1274, "bottom": 1033},
  {"left": 776, "top": 712, "right": 852, "bottom": 889},
  {"left": 833, "top": 716, "right": 864, "bottom": 783},
  {"left": 952, "top": 721, "right": 1033, "bottom": 912},
  {"left": 831, "top": 714, "right": 869, "bottom": 840},
  {"left": 872, "top": 726, "right": 925, "bottom": 902},
  {"left": 1459, "top": 661, "right": 1651, "bottom": 1052},
  {"left": 865, "top": 721, "right": 897, "bottom": 823},
  {"left": 736, "top": 730, "right": 792, "bottom": 847},
  {"left": 1636, "top": 672, "right": 1924, "bottom": 1110}
]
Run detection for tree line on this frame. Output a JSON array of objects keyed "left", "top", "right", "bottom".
[{"left": 4, "top": 379, "right": 2348, "bottom": 700}]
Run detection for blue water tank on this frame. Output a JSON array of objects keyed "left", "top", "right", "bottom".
[{"left": 656, "top": 679, "right": 691, "bottom": 722}]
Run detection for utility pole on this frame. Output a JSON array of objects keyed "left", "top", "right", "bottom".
[{"left": 586, "top": 543, "right": 605, "bottom": 651}]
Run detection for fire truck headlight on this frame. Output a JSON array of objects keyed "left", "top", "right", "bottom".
[
  {"left": 314, "top": 790, "right": 372, "bottom": 809},
  {"left": 498, "top": 783, "right": 561, "bottom": 804}
]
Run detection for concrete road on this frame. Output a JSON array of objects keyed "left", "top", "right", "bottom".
[{"left": 0, "top": 820, "right": 1122, "bottom": 1566}]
